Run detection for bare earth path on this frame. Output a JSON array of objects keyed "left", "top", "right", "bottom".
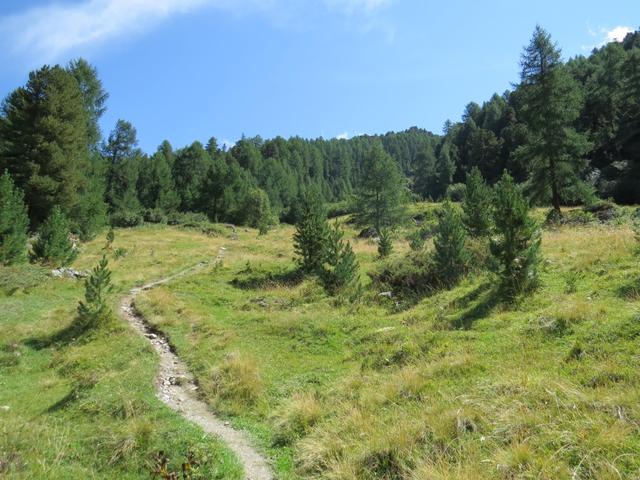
[{"left": 119, "top": 248, "right": 273, "bottom": 480}]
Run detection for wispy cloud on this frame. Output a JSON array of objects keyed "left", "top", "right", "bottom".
[
  {"left": 336, "top": 131, "right": 350, "bottom": 140},
  {"left": 0, "top": 0, "right": 392, "bottom": 66},
  {"left": 582, "top": 25, "right": 633, "bottom": 51}
]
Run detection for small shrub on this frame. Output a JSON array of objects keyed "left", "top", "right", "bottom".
[
  {"left": 462, "top": 166, "right": 493, "bottom": 237},
  {"left": 110, "top": 210, "right": 143, "bottom": 228},
  {"left": 293, "top": 190, "right": 329, "bottom": 273},
  {"left": 446, "top": 182, "right": 466, "bottom": 202},
  {"left": 143, "top": 208, "right": 167, "bottom": 224}
]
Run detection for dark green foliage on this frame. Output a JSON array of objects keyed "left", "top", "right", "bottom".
[
  {"left": 377, "top": 229, "right": 393, "bottom": 258},
  {"left": 0, "top": 171, "right": 29, "bottom": 265},
  {"left": 463, "top": 167, "right": 493, "bottom": 237},
  {"left": 369, "top": 249, "right": 437, "bottom": 298},
  {"left": 244, "top": 188, "right": 276, "bottom": 235},
  {"left": 31, "top": 206, "right": 77, "bottom": 266},
  {"left": 138, "top": 144, "right": 180, "bottom": 212},
  {"left": 433, "top": 201, "right": 467, "bottom": 286},
  {"left": 445, "top": 183, "right": 466, "bottom": 202},
  {"left": 70, "top": 153, "right": 108, "bottom": 240},
  {"left": 110, "top": 210, "right": 143, "bottom": 228},
  {"left": 293, "top": 190, "right": 329, "bottom": 273},
  {"left": 77, "top": 255, "right": 113, "bottom": 328},
  {"left": 172, "top": 141, "right": 211, "bottom": 212},
  {"left": 0, "top": 65, "right": 91, "bottom": 227},
  {"left": 353, "top": 143, "right": 408, "bottom": 232},
  {"left": 320, "top": 223, "right": 359, "bottom": 294},
  {"left": 515, "top": 26, "right": 593, "bottom": 212},
  {"left": 103, "top": 120, "right": 142, "bottom": 215},
  {"left": 66, "top": 58, "right": 108, "bottom": 149},
  {"left": 490, "top": 172, "right": 541, "bottom": 299}
]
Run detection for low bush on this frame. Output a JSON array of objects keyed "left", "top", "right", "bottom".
[
  {"left": 110, "top": 210, "right": 143, "bottom": 228},
  {"left": 143, "top": 208, "right": 168, "bottom": 224}
]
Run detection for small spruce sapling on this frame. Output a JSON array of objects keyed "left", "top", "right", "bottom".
[
  {"left": 490, "top": 171, "right": 541, "bottom": 299},
  {"left": 320, "top": 223, "right": 359, "bottom": 294},
  {"left": 293, "top": 190, "right": 329, "bottom": 272},
  {"left": 77, "top": 255, "right": 113, "bottom": 328},
  {"left": 377, "top": 229, "right": 393, "bottom": 258},
  {"left": 433, "top": 200, "right": 468, "bottom": 286}
]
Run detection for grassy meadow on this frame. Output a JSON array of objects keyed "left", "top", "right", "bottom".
[{"left": 2, "top": 204, "right": 640, "bottom": 479}]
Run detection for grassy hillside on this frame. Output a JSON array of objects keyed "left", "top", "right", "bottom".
[
  {"left": 130, "top": 206, "right": 640, "bottom": 479},
  {"left": 2, "top": 206, "right": 640, "bottom": 479},
  {"left": 0, "top": 227, "right": 242, "bottom": 479}
]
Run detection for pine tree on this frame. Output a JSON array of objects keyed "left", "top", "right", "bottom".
[
  {"left": 462, "top": 167, "right": 493, "bottom": 237},
  {"left": 433, "top": 200, "right": 467, "bottom": 286},
  {"left": 515, "top": 25, "right": 592, "bottom": 214},
  {"left": 377, "top": 228, "right": 393, "bottom": 258},
  {"left": 0, "top": 171, "right": 29, "bottom": 265},
  {"left": 293, "top": 190, "right": 329, "bottom": 273},
  {"left": 354, "top": 143, "right": 407, "bottom": 233},
  {"left": 320, "top": 223, "right": 359, "bottom": 294},
  {"left": 31, "top": 206, "right": 77, "bottom": 266},
  {"left": 77, "top": 255, "right": 113, "bottom": 328},
  {"left": 490, "top": 172, "right": 541, "bottom": 299},
  {"left": 0, "top": 65, "right": 91, "bottom": 227},
  {"left": 172, "top": 141, "right": 212, "bottom": 212}
]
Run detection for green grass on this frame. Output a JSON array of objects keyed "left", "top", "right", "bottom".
[
  {"left": 134, "top": 212, "right": 640, "bottom": 479},
  {"left": 0, "top": 226, "right": 242, "bottom": 479},
  {"left": 3, "top": 208, "right": 640, "bottom": 479}
]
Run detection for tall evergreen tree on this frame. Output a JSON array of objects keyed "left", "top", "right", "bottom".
[
  {"left": 433, "top": 200, "right": 467, "bottom": 286},
  {"left": 137, "top": 146, "right": 180, "bottom": 212},
  {"left": 103, "top": 120, "right": 141, "bottom": 214},
  {"left": 0, "top": 65, "right": 90, "bottom": 227},
  {"left": 462, "top": 167, "right": 493, "bottom": 237},
  {"left": 66, "top": 59, "right": 108, "bottom": 150},
  {"left": 0, "top": 171, "right": 29, "bottom": 265},
  {"left": 31, "top": 206, "right": 77, "bottom": 266},
  {"left": 490, "top": 172, "right": 541, "bottom": 298},
  {"left": 293, "top": 189, "right": 329, "bottom": 273},
  {"left": 354, "top": 143, "right": 407, "bottom": 232},
  {"left": 173, "top": 141, "right": 211, "bottom": 212},
  {"left": 515, "top": 25, "right": 592, "bottom": 213}
]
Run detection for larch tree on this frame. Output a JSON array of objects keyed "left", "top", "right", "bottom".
[
  {"left": 354, "top": 143, "right": 407, "bottom": 233},
  {"left": 515, "top": 25, "right": 592, "bottom": 214}
]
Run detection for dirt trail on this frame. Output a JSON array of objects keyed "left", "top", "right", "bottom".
[{"left": 119, "top": 248, "right": 273, "bottom": 480}]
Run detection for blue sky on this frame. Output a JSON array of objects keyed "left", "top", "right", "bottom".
[{"left": 0, "top": 0, "right": 638, "bottom": 153}]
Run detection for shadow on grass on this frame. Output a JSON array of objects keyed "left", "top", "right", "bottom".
[
  {"left": 231, "top": 264, "right": 304, "bottom": 290},
  {"left": 23, "top": 317, "right": 90, "bottom": 351},
  {"left": 447, "top": 282, "right": 501, "bottom": 330}
]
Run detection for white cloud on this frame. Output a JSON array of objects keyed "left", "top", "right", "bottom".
[
  {"left": 336, "top": 131, "right": 350, "bottom": 139},
  {"left": 0, "top": 0, "right": 392, "bottom": 65},
  {"left": 583, "top": 25, "right": 633, "bottom": 51},
  {"left": 603, "top": 25, "right": 633, "bottom": 43}
]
